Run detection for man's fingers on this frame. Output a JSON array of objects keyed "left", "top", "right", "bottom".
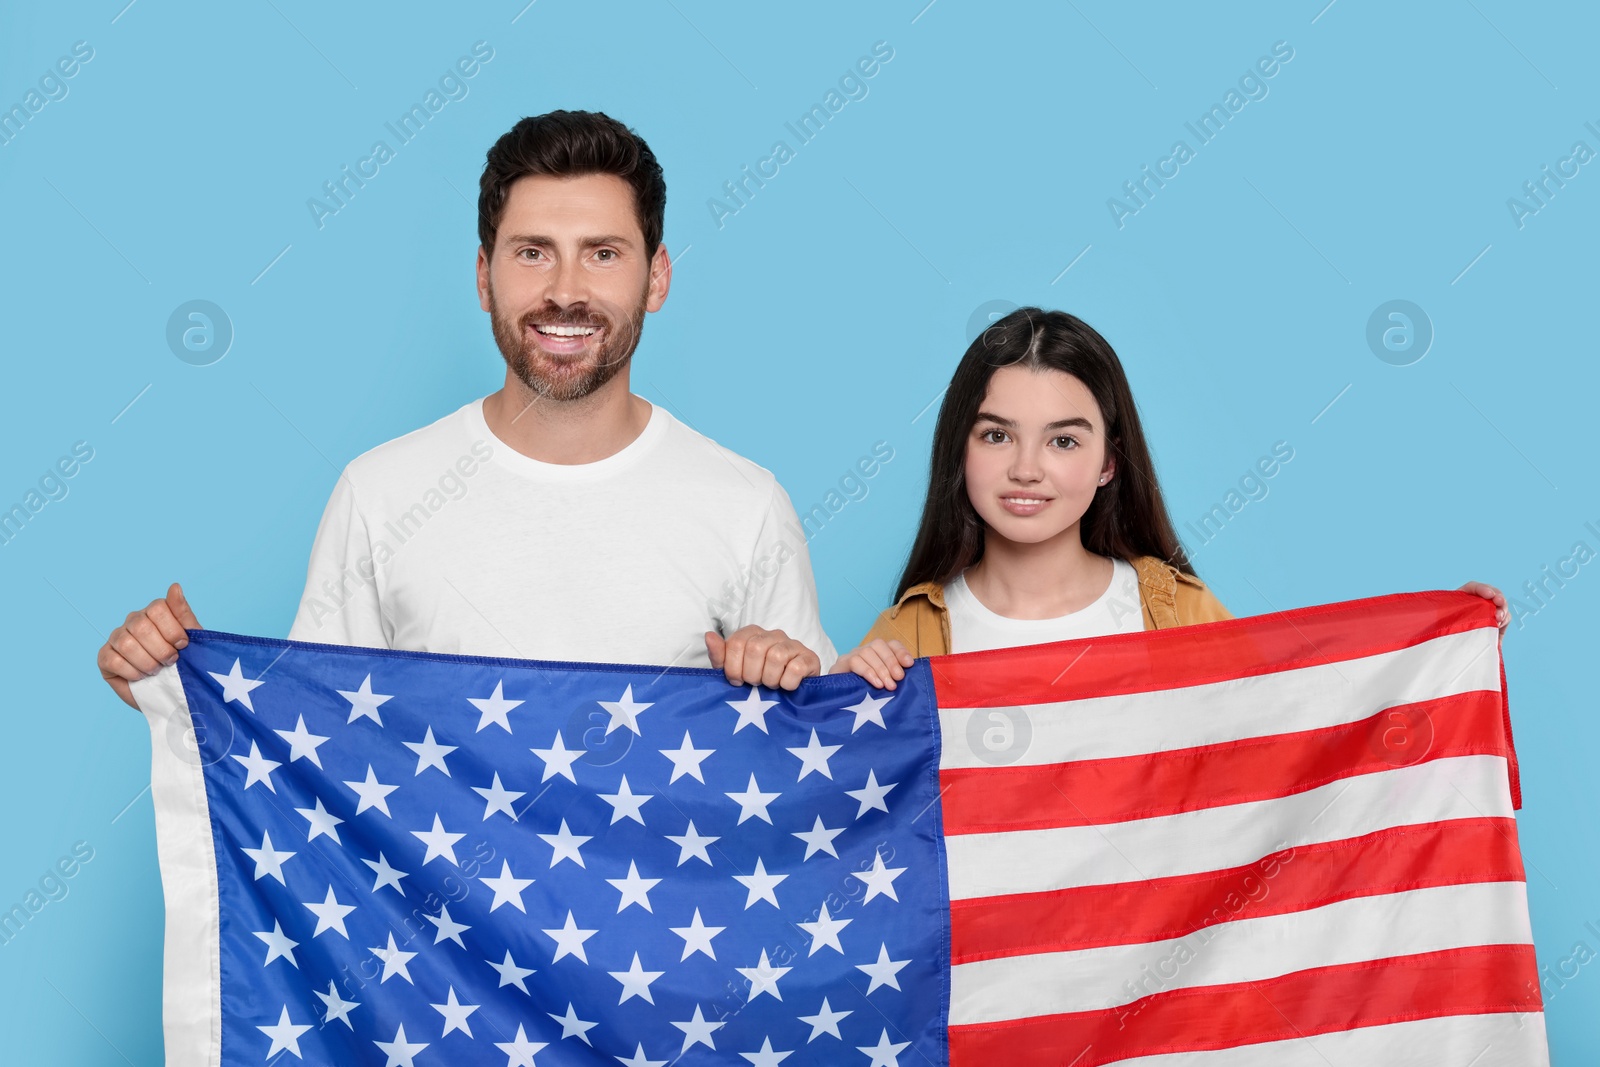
[
  {"left": 704, "top": 631, "right": 726, "bottom": 669},
  {"left": 721, "top": 632, "right": 749, "bottom": 686},
  {"left": 126, "top": 612, "right": 180, "bottom": 666},
  {"left": 168, "top": 582, "right": 201, "bottom": 629},
  {"left": 108, "top": 628, "right": 162, "bottom": 676},
  {"left": 778, "top": 650, "right": 819, "bottom": 691},
  {"left": 760, "top": 643, "right": 794, "bottom": 689},
  {"left": 145, "top": 600, "right": 190, "bottom": 655}
]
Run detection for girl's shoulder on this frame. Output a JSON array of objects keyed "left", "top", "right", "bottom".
[
  {"left": 1130, "top": 555, "right": 1233, "bottom": 627},
  {"left": 859, "top": 581, "right": 949, "bottom": 656}
]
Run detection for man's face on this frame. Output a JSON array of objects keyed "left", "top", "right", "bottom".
[{"left": 477, "top": 173, "right": 670, "bottom": 402}]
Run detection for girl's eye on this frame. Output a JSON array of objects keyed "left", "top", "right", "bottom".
[
  {"left": 979, "top": 428, "right": 1009, "bottom": 444},
  {"left": 1053, "top": 436, "right": 1079, "bottom": 449}
]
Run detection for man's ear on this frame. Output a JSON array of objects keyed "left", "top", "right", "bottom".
[
  {"left": 646, "top": 244, "right": 672, "bottom": 313},
  {"left": 475, "top": 246, "right": 491, "bottom": 312}
]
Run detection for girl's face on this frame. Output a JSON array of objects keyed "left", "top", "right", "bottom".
[{"left": 963, "top": 365, "right": 1115, "bottom": 548}]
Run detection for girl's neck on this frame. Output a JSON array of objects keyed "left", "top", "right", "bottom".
[{"left": 963, "top": 528, "right": 1115, "bottom": 620}]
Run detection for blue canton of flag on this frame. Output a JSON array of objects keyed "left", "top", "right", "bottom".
[{"left": 133, "top": 630, "right": 950, "bottom": 1067}]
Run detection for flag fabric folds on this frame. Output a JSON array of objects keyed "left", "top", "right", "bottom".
[{"left": 133, "top": 590, "right": 1549, "bottom": 1065}]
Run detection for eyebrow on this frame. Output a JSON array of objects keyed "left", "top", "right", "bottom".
[
  {"left": 502, "top": 233, "right": 636, "bottom": 249},
  {"left": 975, "top": 411, "right": 1097, "bottom": 432}
]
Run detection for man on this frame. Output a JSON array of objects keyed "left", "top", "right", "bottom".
[{"left": 98, "top": 110, "right": 834, "bottom": 708}]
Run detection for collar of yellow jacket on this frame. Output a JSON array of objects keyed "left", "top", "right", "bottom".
[{"left": 888, "top": 554, "right": 1202, "bottom": 619}]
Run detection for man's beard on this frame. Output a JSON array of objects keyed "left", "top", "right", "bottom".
[{"left": 487, "top": 282, "right": 649, "bottom": 402}]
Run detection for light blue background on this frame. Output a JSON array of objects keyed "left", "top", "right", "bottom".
[{"left": 3, "top": 0, "right": 1596, "bottom": 1061}]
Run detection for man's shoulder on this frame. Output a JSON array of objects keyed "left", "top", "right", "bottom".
[
  {"left": 653, "top": 406, "right": 781, "bottom": 500},
  {"left": 342, "top": 398, "right": 484, "bottom": 485}
]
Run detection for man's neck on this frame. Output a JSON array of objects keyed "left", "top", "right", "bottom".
[{"left": 481, "top": 373, "right": 653, "bottom": 465}]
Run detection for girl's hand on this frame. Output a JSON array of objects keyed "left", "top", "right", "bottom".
[
  {"left": 829, "top": 639, "right": 915, "bottom": 690},
  {"left": 1458, "top": 581, "right": 1509, "bottom": 635}
]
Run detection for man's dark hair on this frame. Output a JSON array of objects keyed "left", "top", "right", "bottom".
[{"left": 477, "top": 110, "right": 666, "bottom": 258}]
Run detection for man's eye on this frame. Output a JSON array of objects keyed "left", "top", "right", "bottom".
[
  {"left": 518, "top": 248, "right": 541, "bottom": 260},
  {"left": 595, "top": 249, "right": 616, "bottom": 261}
]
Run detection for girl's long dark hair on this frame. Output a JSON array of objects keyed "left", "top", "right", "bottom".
[{"left": 895, "top": 307, "right": 1195, "bottom": 601}]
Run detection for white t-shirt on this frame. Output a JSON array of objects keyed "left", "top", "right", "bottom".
[
  {"left": 286, "top": 396, "right": 836, "bottom": 671},
  {"left": 943, "top": 557, "right": 1143, "bottom": 653}
]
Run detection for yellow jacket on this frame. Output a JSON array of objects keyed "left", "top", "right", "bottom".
[{"left": 857, "top": 555, "right": 1233, "bottom": 657}]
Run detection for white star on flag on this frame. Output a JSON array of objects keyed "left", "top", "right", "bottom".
[
  {"left": 431, "top": 986, "right": 478, "bottom": 1037},
  {"left": 845, "top": 769, "right": 897, "bottom": 818},
  {"left": 208, "top": 659, "right": 264, "bottom": 711},
  {"left": 798, "top": 997, "right": 852, "bottom": 1041},
  {"left": 617, "top": 1043, "right": 668, "bottom": 1067},
  {"left": 370, "top": 932, "right": 417, "bottom": 983},
  {"left": 487, "top": 949, "right": 534, "bottom": 993},
  {"left": 538, "top": 818, "right": 591, "bottom": 868},
  {"left": 787, "top": 728, "right": 842, "bottom": 780},
  {"left": 858, "top": 1030, "right": 912, "bottom": 1067},
  {"left": 410, "top": 813, "right": 465, "bottom": 866},
  {"left": 230, "top": 741, "right": 280, "bottom": 792},
  {"left": 659, "top": 731, "right": 714, "bottom": 783},
  {"left": 733, "top": 857, "right": 787, "bottom": 909},
  {"left": 792, "top": 815, "right": 845, "bottom": 860},
  {"left": 401, "top": 726, "right": 455, "bottom": 776},
  {"left": 599, "top": 684, "right": 653, "bottom": 735},
  {"left": 736, "top": 948, "right": 792, "bottom": 1001},
  {"left": 480, "top": 860, "right": 534, "bottom": 913},
  {"left": 374, "top": 1022, "right": 428, "bottom": 1067},
  {"left": 740, "top": 1037, "right": 795, "bottom": 1066},
  {"left": 726, "top": 686, "right": 778, "bottom": 733},
  {"left": 843, "top": 692, "right": 891, "bottom": 732},
  {"left": 257, "top": 1006, "right": 311, "bottom": 1058},
  {"left": 548, "top": 1002, "right": 598, "bottom": 1044},
  {"left": 472, "top": 771, "right": 524, "bottom": 820},
  {"left": 530, "top": 731, "right": 584, "bottom": 783},
  {"left": 599, "top": 775, "right": 653, "bottom": 825},
  {"left": 494, "top": 1024, "right": 547, "bottom": 1067},
  {"left": 425, "top": 903, "right": 471, "bottom": 948},
  {"left": 856, "top": 943, "right": 911, "bottom": 993},
  {"left": 606, "top": 860, "right": 661, "bottom": 912},
  {"left": 852, "top": 849, "right": 908, "bottom": 904},
  {"left": 725, "top": 773, "right": 780, "bottom": 825},
  {"left": 253, "top": 919, "right": 298, "bottom": 967},
  {"left": 337, "top": 673, "right": 392, "bottom": 725},
  {"left": 241, "top": 830, "right": 295, "bottom": 884},
  {"left": 666, "top": 820, "right": 719, "bottom": 866},
  {"left": 303, "top": 885, "right": 356, "bottom": 938},
  {"left": 797, "top": 902, "right": 851, "bottom": 955},
  {"left": 609, "top": 952, "right": 665, "bottom": 1004},
  {"left": 314, "top": 981, "right": 359, "bottom": 1029},
  {"left": 670, "top": 907, "right": 725, "bottom": 960},
  {"left": 542, "top": 910, "right": 598, "bottom": 963},
  {"left": 273, "top": 714, "right": 329, "bottom": 767},
  {"left": 361, "top": 852, "right": 408, "bottom": 894},
  {"left": 670, "top": 1005, "right": 725, "bottom": 1052},
  {"left": 295, "top": 797, "right": 343, "bottom": 844},
  {"left": 343, "top": 765, "right": 398, "bottom": 817},
  {"left": 468, "top": 679, "right": 523, "bottom": 733}
]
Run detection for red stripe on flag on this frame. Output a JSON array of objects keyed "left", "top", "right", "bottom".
[
  {"left": 931, "top": 590, "right": 1496, "bottom": 709},
  {"left": 948, "top": 944, "right": 1543, "bottom": 1067},
  {"left": 941, "top": 691, "right": 1508, "bottom": 836},
  {"left": 951, "top": 817, "right": 1526, "bottom": 963}
]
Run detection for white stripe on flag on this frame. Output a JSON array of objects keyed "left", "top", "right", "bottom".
[
  {"left": 938, "top": 627, "right": 1499, "bottom": 769},
  {"left": 1112, "top": 1010, "right": 1548, "bottom": 1066},
  {"left": 946, "top": 755, "right": 1513, "bottom": 899},
  {"left": 948, "top": 881, "right": 1534, "bottom": 1024}
]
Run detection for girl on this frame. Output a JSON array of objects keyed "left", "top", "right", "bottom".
[{"left": 832, "top": 307, "right": 1507, "bottom": 687}]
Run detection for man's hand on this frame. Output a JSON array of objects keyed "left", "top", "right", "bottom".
[
  {"left": 1458, "top": 580, "right": 1509, "bottom": 635},
  {"left": 830, "top": 638, "right": 915, "bottom": 691},
  {"left": 705, "top": 626, "right": 820, "bottom": 691},
  {"left": 98, "top": 582, "right": 202, "bottom": 709}
]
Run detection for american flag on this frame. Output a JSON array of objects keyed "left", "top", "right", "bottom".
[{"left": 133, "top": 590, "right": 1547, "bottom": 1065}]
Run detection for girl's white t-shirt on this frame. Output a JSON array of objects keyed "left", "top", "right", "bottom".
[{"left": 943, "top": 557, "right": 1143, "bottom": 653}]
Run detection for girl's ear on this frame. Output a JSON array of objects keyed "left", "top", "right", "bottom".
[{"left": 1100, "top": 451, "right": 1117, "bottom": 485}]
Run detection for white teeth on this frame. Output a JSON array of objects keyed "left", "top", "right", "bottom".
[
  {"left": 1005, "top": 498, "right": 1047, "bottom": 504},
  {"left": 535, "top": 325, "right": 598, "bottom": 337}
]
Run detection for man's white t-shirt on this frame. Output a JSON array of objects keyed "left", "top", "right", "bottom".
[
  {"left": 286, "top": 396, "right": 837, "bottom": 671},
  {"left": 943, "top": 557, "right": 1142, "bottom": 653}
]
